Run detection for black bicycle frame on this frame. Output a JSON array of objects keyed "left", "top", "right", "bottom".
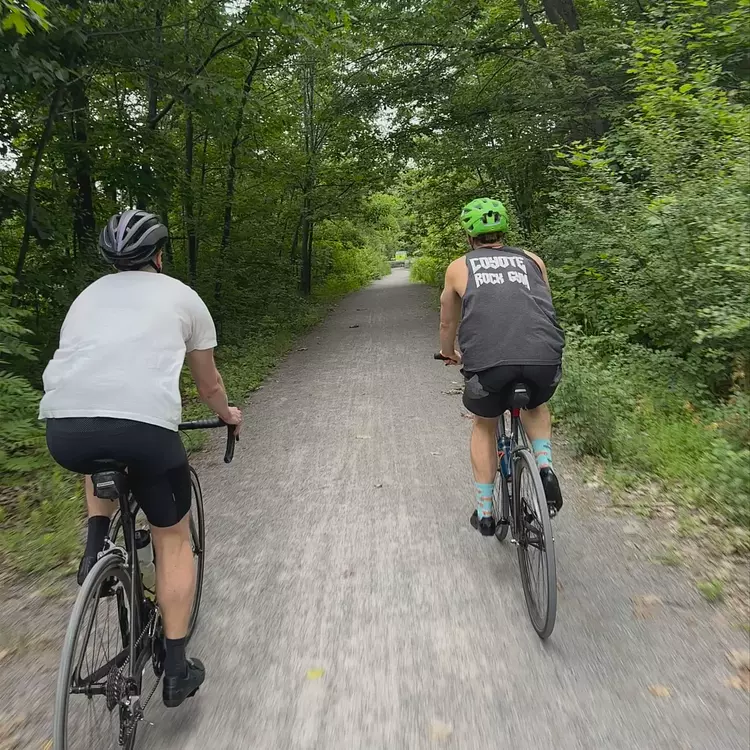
[
  {"left": 117, "top": 488, "right": 147, "bottom": 674},
  {"left": 497, "top": 405, "right": 525, "bottom": 539}
]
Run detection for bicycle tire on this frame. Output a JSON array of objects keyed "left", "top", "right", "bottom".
[
  {"left": 187, "top": 465, "right": 205, "bottom": 640},
  {"left": 53, "top": 553, "right": 137, "bottom": 750},
  {"left": 493, "top": 471, "right": 510, "bottom": 542},
  {"left": 514, "top": 449, "right": 557, "bottom": 638}
]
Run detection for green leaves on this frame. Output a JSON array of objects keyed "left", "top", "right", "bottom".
[
  {"left": 0, "top": 0, "right": 50, "bottom": 36},
  {"left": 2, "top": 7, "right": 28, "bottom": 34},
  {"left": 0, "top": 270, "right": 35, "bottom": 363}
]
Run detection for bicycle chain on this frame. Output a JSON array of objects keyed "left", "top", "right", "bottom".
[
  {"left": 115, "top": 604, "right": 156, "bottom": 681},
  {"left": 113, "top": 607, "right": 157, "bottom": 746},
  {"left": 141, "top": 667, "right": 162, "bottom": 711}
]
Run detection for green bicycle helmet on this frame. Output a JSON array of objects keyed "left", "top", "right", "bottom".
[{"left": 460, "top": 198, "right": 510, "bottom": 237}]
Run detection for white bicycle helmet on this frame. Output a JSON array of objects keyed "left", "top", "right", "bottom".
[{"left": 99, "top": 209, "right": 168, "bottom": 270}]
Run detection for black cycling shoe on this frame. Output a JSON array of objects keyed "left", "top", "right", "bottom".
[
  {"left": 163, "top": 658, "right": 205, "bottom": 708},
  {"left": 76, "top": 555, "right": 97, "bottom": 586},
  {"left": 470, "top": 510, "right": 496, "bottom": 536},
  {"left": 540, "top": 467, "right": 563, "bottom": 514}
]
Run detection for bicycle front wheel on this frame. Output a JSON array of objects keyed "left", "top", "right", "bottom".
[
  {"left": 515, "top": 449, "right": 557, "bottom": 638},
  {"left": 53, "top": 553, "right": 137, "bottom": 750}
]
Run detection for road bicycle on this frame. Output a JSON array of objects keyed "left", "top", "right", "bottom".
[
  {"left": 52, "top": 419, "right": 236, "bottom": 749},
  {"left": 435, "top": 354, "right": 557, "bottom": 638}
]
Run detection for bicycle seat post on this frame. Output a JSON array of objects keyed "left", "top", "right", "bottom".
[{"left": 511, "top": 383, "right": 530, "bottom": 411}]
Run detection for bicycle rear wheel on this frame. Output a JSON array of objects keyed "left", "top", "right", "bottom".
[
  {"left": 53, "top": 554, "right": 137, "bottom": 750},
  {"left": 515, "top": 449, "right": 557, "bottom": 638},
  {"left": 108, "top": 467, "right": 204, "bottom": 641},
  {"left": 187, "top": 466, "right": 205, "bottom": 640}
]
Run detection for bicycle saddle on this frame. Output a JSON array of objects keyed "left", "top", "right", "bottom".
[
  {"left": 511, "top": 383, "right": 530, "bottom": 409},
  {"left": 90, "top": 460, "right": 128, "bottom": 500}
]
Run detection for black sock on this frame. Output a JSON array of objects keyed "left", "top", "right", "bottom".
[
  {"left": 84, "top": 516, "right": 110, "bottom": 559},
  {"left": 165, "top": 637, "right": 187, "bottom": 678}
]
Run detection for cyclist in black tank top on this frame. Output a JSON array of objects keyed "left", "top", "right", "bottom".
[{"left": 438, "top": 198, "right": 564, "bottom": 536}]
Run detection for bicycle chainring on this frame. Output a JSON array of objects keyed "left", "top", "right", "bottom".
[
  {"left": 152, "top": 644, "right": 165, "bottom": 677},
  {"left": 150, "top": 614, "right": 165, "bottom": 677}
]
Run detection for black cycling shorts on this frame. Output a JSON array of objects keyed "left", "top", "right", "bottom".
[
  {"left": 462, "top": 363, "right": 562, "bottom": 418},
  {"left": 46, "top": 417, "right": 191, "bottom": 528}
]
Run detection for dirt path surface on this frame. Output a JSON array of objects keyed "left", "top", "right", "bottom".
[{"left": 2, "top": 269, "right": 748, "bottom": 749}]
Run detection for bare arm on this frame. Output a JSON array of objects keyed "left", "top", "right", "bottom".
[
  {"left": 439, "top": 259, "right": 463, "bottom": 363},
  {"left": 186, "top": 349, "right": 242, "bottom": 431}
]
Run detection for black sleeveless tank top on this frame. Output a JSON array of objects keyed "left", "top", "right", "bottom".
[{"left": 458, "top": 246, "right": 565, "bottom": 372}]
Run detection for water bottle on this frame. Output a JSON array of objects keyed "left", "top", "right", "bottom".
[
  {"left": 498, "top": 437, "right": 511, "bottom": 479},
  {"left": 135, "top": 529, "right": 156, "bottom": 596}
]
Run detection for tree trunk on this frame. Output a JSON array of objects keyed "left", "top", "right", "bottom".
[
  {"left": 70, "top": 76, "right": 96, "bottom": 259},
  {"left": 289, "top": 212, "right": 303, "bottom": 261},
  {"left": 138, "top": 6, "right": 164, "bottom": 210},
  {"left": 299, "top": 197, "right": 312, "bottom": 296},
  {"left": 517, "top": 0, "right": 547, "bottom": 47},
  {"left": 197, "top": 129, "right": 209, "bottom": 222},
  {"left": 15, "top": 0, "right": 90, "bottom": 281},
  {"left": 15, "top": 85, "right": 66, "bottom": 281},
  {"left": 159, "top": 196, "right": 172, "bottom": 263},
  {"left": 305, "top": 216, "right": 314, "bottom": 294},
  {"left": 542, "top": 0, "right": 580, "bottom": 32},
  {"left": 299, "top": 57, "right": 316, "bottom": 296},
  {"left": 150, "top": 9, "right": 169, "bottom": 256},
  {"left": 214, "top": 43, "right": 263, "bottom": 320},
  {"left": 185, "top": 112, "right": 198, "bottom": 286},
  {"left": 148, "top": 8, "right": 162, "bottom": 120}
]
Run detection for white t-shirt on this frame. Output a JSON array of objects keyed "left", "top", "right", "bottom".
[{"left": 39, "top": 271, "right": 217, "bottom": 431}]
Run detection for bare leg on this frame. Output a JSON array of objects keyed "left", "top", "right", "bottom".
[
  {"left": 470, "top": 416, "right": 499, "bottom": 531},
  {"left": 520, "top": 403, "right": 552, "bottom": 443},
  {"left": 85, "top": 475, "right": 116, "bottom": 519},
  {"left": 78, "top": 476, "right": 117, "bottom": 583},
  {"left": 155, "top": 514, "right": 206, "bottom": 702},
  {"left": 521, "top": 403, "right": 563, "bottom": 510},
  {"left": 471, "top": 416, "right": 499, "bottom": 484},
  {"left": 151, "top": 515, "right": 195, "bottom": 640}
]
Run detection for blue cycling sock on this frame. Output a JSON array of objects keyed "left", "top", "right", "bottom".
[
  {"left": 532, "top": 439, "right": 553, "bottom": 470},
  {"left": 475, "top": 482, "right": 495, "bottom": 518}
]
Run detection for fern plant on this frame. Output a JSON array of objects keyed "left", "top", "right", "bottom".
[{"left": 0, "top": 267, "right": 47, "bottom": 484}]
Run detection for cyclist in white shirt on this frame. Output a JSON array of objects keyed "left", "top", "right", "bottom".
[{"left": 39, "top": 209, "right": 242, "bottom": 708}]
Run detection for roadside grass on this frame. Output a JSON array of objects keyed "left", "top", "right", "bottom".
[
  {"left": 696, "top": 579, "right": 725, "bottom": 603},
  {"left": 552, "top": 334, "right": 749, "bottom": 621},
  {"left": 551, "top": 334, "right": 750, "bottom": 539}
]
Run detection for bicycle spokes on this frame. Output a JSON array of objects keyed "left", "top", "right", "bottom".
[
  {"left": 515, "top": 454, "right": 557, "bottom": 638},
  {"left": 64, "top": 572, "right": 135, "bottom": 748}
]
